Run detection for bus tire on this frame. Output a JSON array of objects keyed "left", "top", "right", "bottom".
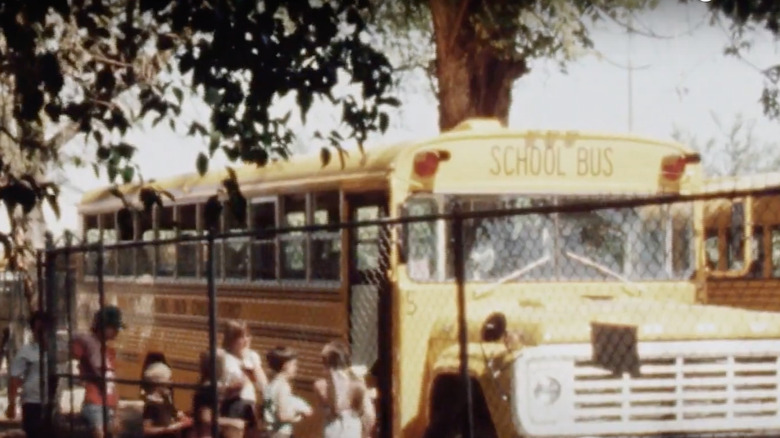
[{"left": 423, "top": 375, "right": 498, "bottom": 438}]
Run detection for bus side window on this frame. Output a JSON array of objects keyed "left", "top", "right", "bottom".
[
  {"left": 355, "top": 206, "right": 382, "bottom": 272},
  {"left": 281, "top": 194, "right": 307, "bottom": 280},
  {"left": 404, "top": 197, "right": 438, "bottom": 281},
  {"left": 83, "top": 215, "right": 100, "bottom": 277},
  {"left": 137, "top": 210, "right": 154, "bottom": 277},
  {"left": 224, "top": 201, "right": 249, "bottom": 280},
  {"left": 177, "top": 204, "right": 199, "bottom": 278},
  {"left": 772, "top": 226, "right": 780, "bottom": 278},
  {"left": 704, "top": 228, "right": 719, "bottom": 271},
  {"left": 117, "top": 208, "right": 135, "bottom": 276},
  {"left": 101, "top": 212, "right": 117, "bottom": 276},
  {"left": 157, "top": 207, "right": 176, "bottom": 277},
  {"left": 747, "top": 226, "right": 764, "bottom": 279},
  {"left": 312, "top": 191, "right": 341, "bottom": 281},
  {"left": 251, "top": 200, "right": 277, "bottom": 281}
]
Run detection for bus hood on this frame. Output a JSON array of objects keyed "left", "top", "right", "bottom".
[{"left": 463, "top": 296, "right": 780, "bottom": 346}]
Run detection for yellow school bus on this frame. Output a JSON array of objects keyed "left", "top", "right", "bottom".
[
  {"left": 75, "top": 118, "right": 780, "bottom": 437},
  {"left": 701, "top": 172, "right": 780, "bottom": 311}
]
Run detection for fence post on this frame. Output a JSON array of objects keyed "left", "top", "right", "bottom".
[
  {"left": 206, "top": 230, "right": 220, "bottom": 438},
  {"left": 35, "top": 249, "right": 44, "bottom": 429},
  {"left": 452, "top": 205, "right": 474, "bottom": 438},
  {"left": 96, "top": 242, "right": 108, "bottom": 438},
  {"left": 42, "top": 234, "right": 56, "bottom": 433},
  {"left": 64, "top": 231, "right": 75, "bottom": 436}
]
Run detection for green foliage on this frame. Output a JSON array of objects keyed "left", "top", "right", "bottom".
[{"left": 0, "top": 0, "right": 398, "bottom": 263}]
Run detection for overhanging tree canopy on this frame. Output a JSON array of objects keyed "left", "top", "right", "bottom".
[{"left": 0, "top": 0, "right": 397, "bottom": 269}]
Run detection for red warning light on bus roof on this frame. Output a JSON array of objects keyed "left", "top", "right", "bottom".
[
  {"left": 661, "top": 154, "right": 700, "bottom": 181},
  {"left": 413, "top": 151, "right": 451, "bottom": 178}
]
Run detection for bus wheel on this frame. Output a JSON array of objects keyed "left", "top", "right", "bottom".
[{"left": 423, "top": 375, "right": 498, "bottom": 438}]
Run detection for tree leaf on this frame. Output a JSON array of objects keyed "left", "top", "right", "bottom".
[
  {"left": 209, "top": 131, "right": 220, "bottom": 156},
  {"left": 320, "top": 147, "right": 331, "bottom": 167},
  {"left": 196, "top": 152, "right": 209, "bottom": 176},
  {"left": 203, "top": 195, "right": 222, "bottom": 231},
  {"left": 172, "top": 87, "right": 184, "bottom": 105},
  {"left": 121, "top": 166, "right": 135, "bottom": 184},
  {"left": 46, "top": 194, "right": 61, "bottom": 218},
  {"left": 297, "top": 90, "right": 313, "bottom": 122}
]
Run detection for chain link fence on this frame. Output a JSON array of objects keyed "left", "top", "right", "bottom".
[{"left": 34, "top": 185, "right": 780, "bottom": 438}]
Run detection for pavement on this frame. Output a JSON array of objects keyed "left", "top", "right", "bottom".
[{"left": 0, "top": 397, "right": 145, "bottom": 438}]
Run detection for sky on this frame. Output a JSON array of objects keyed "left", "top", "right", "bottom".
[{"left": 20, "top": 0, "right": 780, "bottom": 239}]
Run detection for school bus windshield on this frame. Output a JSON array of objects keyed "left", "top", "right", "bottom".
[{"left": 404, "top": 195, "right": 694, "bottom": 282}]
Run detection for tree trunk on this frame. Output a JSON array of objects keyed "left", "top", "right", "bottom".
[{"left": 429, "top": 0, "right": 528, "bottom": 132}]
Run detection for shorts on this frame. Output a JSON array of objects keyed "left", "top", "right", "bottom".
[
  {"left": 220, "top": 397, "right": 257, "bottom": 427},
  {"left": 81, "top": 403, "right": 115, "bottom": 432}
]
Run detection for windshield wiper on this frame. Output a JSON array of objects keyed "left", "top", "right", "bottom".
[
  {"left": 474, "top": 255, "right": 552, "bottom": 299},
  {"left": 563, "top": 250, "right": 645, "bottom": 297}
]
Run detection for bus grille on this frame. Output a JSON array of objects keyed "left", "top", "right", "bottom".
[
  {"left": 514, "top": 341, "right": 780, "bottom": 437},
  {"left": 573, "top": 355, "right": 780, "bottom": 423}
]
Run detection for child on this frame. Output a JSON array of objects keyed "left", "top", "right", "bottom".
[
  {"left": 260, "top": 347, "right": 312, "bottom": 438},
  {"left": 71, "top": 306, "right": 125, "bottom": 438},
  {"left": 313, "top": 340, "right": 376, "bottom": 438},
  {"left": 141, "top": 362, "right": 192, "bottom": 438},
  {"left": 219, "top": 321, "right": 266, "bottom": 432},
  {"left": 6, "top": 311, "right": 52, "bottom": 438},
  {"left": 185, "top": 386, "right": 244, "bottom": 438}
]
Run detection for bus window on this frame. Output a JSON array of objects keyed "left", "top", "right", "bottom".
[
  {"left": 251, "top": 199, "right": 277, "bottom": 281},
  {"left": 671, "top": 203, "right": 695, "bottom": 277},
  {"left": 704, "top": 228, "right": 719, "bottom": 270},
  {"left": 117, "top": 208, "right": 135, "bottom": 276},
  {"left": 83, "top": 215, "right": 99, "bottom": 277},
  {"left": 137, "top": 210, "right": 154, "bottom": 276},
  {"left": 404, "top": 197, "right": 439, "bottom": 281},
  {"left": 224, "top": 202, "right": 249, "bottom": 280},
  {"left": 726, "top": 225, "right": 761, "bottom": 274},
  {"left": 157, "top": 207, "right": 176, "bottom": 277},
  {"left": 772, "top": 226, "right": 780, "bottom": 278},
  {"left": 748, "top": 226, "right": 765, "bottom": 279},
  {"left": 311, "top": 192, "right": 341, "bottom": 281},
  {"left": 101, "top": 212, "right": 117, "bottom": 276},
  {"left": 281, "top": 194, "right": 307, "bottom": 280},
  {"left": 177, "top": 204, "right": 199, "bottom": 278},
  {"left": 355, "top": 206, "right": 382, "bottom": 272}
]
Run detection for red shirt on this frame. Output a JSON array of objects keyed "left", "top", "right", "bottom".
[{"left": 71, "top": 332, "right": 119, "bottom": 407}]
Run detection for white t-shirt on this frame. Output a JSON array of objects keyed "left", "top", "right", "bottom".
[
  {"left": 10, "top": 343, "right": 42, "bottom": 404},
  {"left": 222, "top": 349, "right": 262, "bottom": 403}
]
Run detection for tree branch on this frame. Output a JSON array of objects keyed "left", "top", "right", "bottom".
[{"left": 0, "top": 125, "right": 18, "bottom": 142}]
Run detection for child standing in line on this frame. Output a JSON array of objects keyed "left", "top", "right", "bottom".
[
  {"left": 260, "top": 347, "right": 312, "bottom": 438},
  {"left": 313, "top": 340, "right": 376, "bottom": 438},
  {"left": 5, "top": 311, "right": 53, "bottom": 438},
  {"left": 141, "top": 362, "right": 192, "bottom": 438}
]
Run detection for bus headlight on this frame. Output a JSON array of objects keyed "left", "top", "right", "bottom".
[{"left": 531, "top": 375, "right": 561, "bottom": 405}]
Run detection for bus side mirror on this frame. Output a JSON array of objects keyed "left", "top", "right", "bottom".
[
  {"left": 481, "top": 312, "right": 507, "bottom": 342},
  {"left": 710, "top": 196, "right": 755, "bottom": 279}
]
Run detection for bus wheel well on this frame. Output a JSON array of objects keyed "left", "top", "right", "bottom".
[{"left": 425, "top": 374, "right": 497, "bottom": 438}]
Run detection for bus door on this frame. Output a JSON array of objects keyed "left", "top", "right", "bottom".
[{"left": 346, "top": 191, "right": 392, "bottom": 437}]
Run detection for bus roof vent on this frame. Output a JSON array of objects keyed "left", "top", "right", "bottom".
[{"left": 451, "top": 118, "right": 504, "bottom": 132}]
